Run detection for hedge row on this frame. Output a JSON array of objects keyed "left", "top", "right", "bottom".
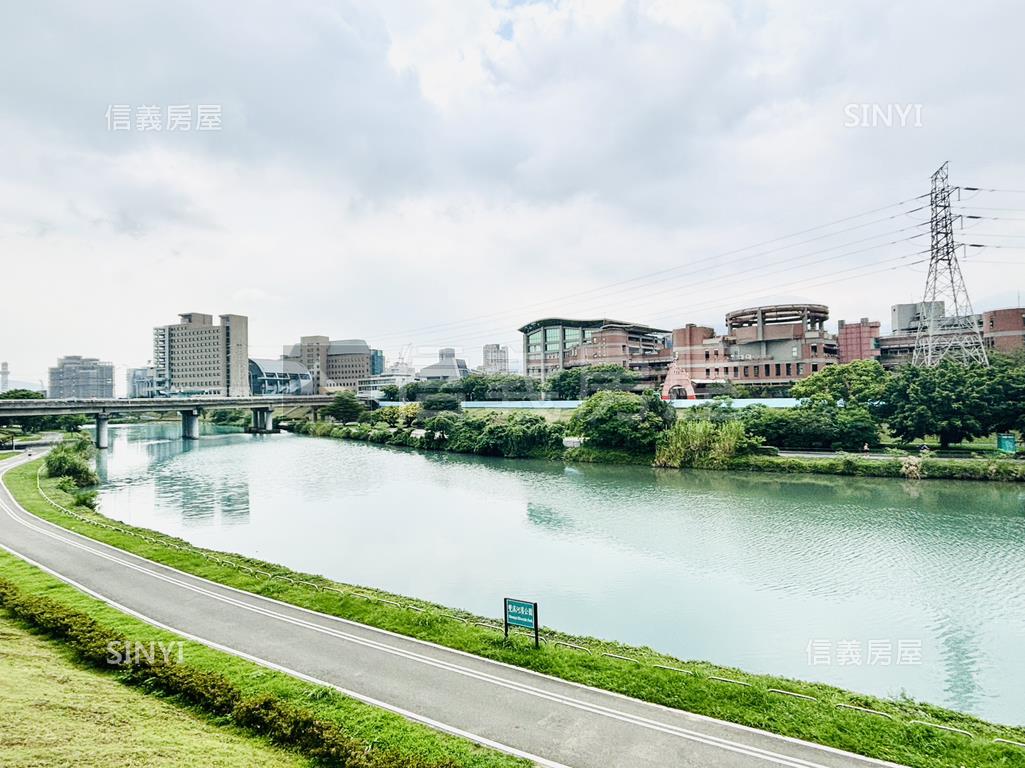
[
  {"left": 0, "top": 577, "right": 450, "bottom": 768},
  {"left": 731, "top": 454, "right": 1025, "bottom": 482}
]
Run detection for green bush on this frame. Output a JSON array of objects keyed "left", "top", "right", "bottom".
[
  {"left": 45, "top": 442, "right": 99, "bottom": 488},
  {"left": 739, "top": 401, "right": 879, "bottom": 451},
  {"left": 421, "top": 393, "right": 462, "bottom": 412},
  {"left": 567, "top": 390, "right": 674, "bottom": 451}
]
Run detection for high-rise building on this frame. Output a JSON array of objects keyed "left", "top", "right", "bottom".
[
  {"left": 482, "top": 344, "right": 509, "bottom": 374},
  {"left": 371, "top": 348, "right": 385, "bottom": 375},
  {"left": 283, "top": 336, "right": 373, "bottom": 393},
  {"left": 48, "top": 356, "right": 114, "bottom": 398},
  {"left": 152, "top": 312, "right": 250, "bottom": 396},
  {"left": 836, "top": 318, "right": 881, "bottom": 363},
  {"left": 0, "top": 361, "right": 8, "bottom": 393}
]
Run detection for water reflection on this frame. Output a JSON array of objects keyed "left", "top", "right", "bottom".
[{"left": 93, "top": 425, "right": 1025, "bottom": 725}]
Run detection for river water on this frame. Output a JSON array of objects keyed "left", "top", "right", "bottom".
[{"left": 93, "top": 423, "right": 1025, "bottom": 725}]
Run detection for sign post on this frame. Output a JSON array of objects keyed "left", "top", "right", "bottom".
[{"left": 504, "top": 597, "right": 539, "bottom": 648}]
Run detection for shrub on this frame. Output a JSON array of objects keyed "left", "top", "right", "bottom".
[
  {"left": 421, "top": 393, "right": 462, "bottom": 412},
  {"left": 567, "top": 390, "right": 674, "bottom": 451},
  {"left": 739, "top": 401, "right": 879, "bottom": 451},
  {"left": 45, "top": 443, "right": 99, "bottom": 488},
  {"left": 654, "top": 419, "right": 761, "bottom": 468}
]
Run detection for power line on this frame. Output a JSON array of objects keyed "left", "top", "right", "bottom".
[{"left": 368, "top": 194, "right": 930, "bottom": 343}]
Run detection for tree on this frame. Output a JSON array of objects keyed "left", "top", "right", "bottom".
[
  {"left": 877, "top": 361, "right": 992, "bottom": 448},
  {"left": 323, "top": 390, "right": 366, "bottom": 423},
  {"left": 0, "top": 389, "right": 47, "bottom": 432},
  {"left": 544, "top": 364, "right": 640, "bottom": 400},
  {"left": 791, "top": 360, "right": 888, "bottom": 408},
  {"left": 739, "top": 400, "right": 879, "bottom": 450},
  {"left": 567, "top": 390, "right": 674, "bottom": 451},
  {"left": 459, "top": 374, "right": 538, "bottom": 402},
  {"left": 421, "top": 393, "right": 462, "bottom": 412},
  {"left": 984, "top": 354, "right": 1025, "bottom": 435},
  {"left": 380, "top": 384, "right": 401, "bottom": 401}
]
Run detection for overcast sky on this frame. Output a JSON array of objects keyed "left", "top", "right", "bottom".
[{"left": 2, "top": 0, "right": 1024, "bottom": 388}]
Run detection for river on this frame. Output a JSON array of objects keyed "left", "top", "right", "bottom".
[{"left": 93, "top": 423, "right": 1025, "bottom": 725}]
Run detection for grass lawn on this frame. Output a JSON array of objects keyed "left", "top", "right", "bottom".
[
  {"left": 0, "top": 613, "right": 313, "bottom": 768},
  {"left": 0, "top": 550, "right": 523, "bottom": 768},
  {"left": 6, "top": 458, "right": 1025, "bottom": 768},
  {"left": 0, "top": 451, "right": 17, "bottom": 462}
]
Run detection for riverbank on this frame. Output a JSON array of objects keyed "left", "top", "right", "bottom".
[
  {"left": 301, "top": 420, "right": 1025, "bottom": 482},
  {"left": 8, "top": 458, "right": 1025, "bottom": 768},
  {"left": 0, "top": 610, "right": 313, "bottom": 768}
]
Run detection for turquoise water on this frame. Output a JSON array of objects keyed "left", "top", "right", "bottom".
[{"left": 94, "top": 423, "right": 1025, "bottom": 725}]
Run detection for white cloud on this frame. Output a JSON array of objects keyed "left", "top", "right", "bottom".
[{"left": 0, "top": 0, "right": 1023, "bottom": 382}]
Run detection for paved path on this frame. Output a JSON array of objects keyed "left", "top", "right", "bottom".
[{"left": 0, "top": 453, "right": 906, "bottom": 768}]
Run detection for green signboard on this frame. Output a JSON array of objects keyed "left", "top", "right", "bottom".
[
  {"left": 998, "top": 434, "right": 1017, "bottom": 454},
  {"left": 504, "top": 597, "right": 539, "bottom": 647}
]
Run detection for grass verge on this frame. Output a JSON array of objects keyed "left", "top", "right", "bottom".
[
  {"left": 0, "top": 451, "right": 17, "bottom": 462},
  {"left": 0, "top": 554, "right": 521, "bottom": 767},
  {"left": 6, "top": 459, "right": 1025, "bottom": 768},
  {"left": 0, "top": 611, "right": 313, "bottom": 768}
]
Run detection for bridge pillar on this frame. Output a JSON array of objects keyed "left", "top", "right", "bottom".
[
  {"left": 250, "top": 408, "right": 275, "bottom": 433},
  {"left": 311, "top": 407, "right": 319, "bottom": 423},
  {"left": 181, "top": 410, "right": 200, "bottom": 440},
  {"left": 95, "top": 414, "right": 110, "bottom": 450}
]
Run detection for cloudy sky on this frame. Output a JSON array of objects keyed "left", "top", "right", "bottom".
[{"left": 2, "top": 0, "right": 1024, "bottom": 388}]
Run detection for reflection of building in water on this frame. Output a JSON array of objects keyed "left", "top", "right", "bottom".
[
  {"left": 138, "top": 436, "right": 252, "bottom": 527},
  {"left": 938, "top": 624, "right": 984, "bottom": 715},
  {"left": 526, "top": 502, "right": 574, "bottom": 534}
]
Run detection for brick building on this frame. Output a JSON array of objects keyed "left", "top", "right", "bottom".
[{"left": 836, "top": 318, "right": 881, "bottom": 363}]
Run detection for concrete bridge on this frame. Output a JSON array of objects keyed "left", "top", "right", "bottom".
[{"left": 0, "top": 395, "right": 336, "bottom": 448}]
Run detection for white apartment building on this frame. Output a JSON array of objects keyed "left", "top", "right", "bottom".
[
  {"left": 482, "top": 343, "right": 509, "bottom": 374},
  {"left": 152, "top": 312, "right": 249, "bottom": 396}
]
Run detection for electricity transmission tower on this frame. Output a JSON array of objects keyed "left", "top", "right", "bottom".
[{"left": 911, "top": 162, "right": 989, "bottom": 366}]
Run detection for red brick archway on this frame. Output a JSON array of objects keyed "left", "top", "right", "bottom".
[{"left": 661, "top": 361, "right": 696, "bottom": 400}]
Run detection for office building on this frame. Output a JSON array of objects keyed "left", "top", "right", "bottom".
[
  {"left": 673, "top": 304, "right": 838, "bottom": 388},
  {"left": 283, "top": 336, "right": 373, "bottom": 393},
  {"left": 153, "top": 312, "right": 250, "bottom": 396},
  {"left": 248, "top": 359, "right": 315, "bottom": 395},
  {"left": 48, "top": 356, "right": 115, "bottom": 398},
  {"left": 418, "top": 348, "right": 471, "bottom": 381},
  {"left": 836, "top": 318, "right": 881, "bottom": 363},
  {"left": 519, "top": 318, "right": 671, "bottom": 382},
  {"left": 482, "top": 344, "right": 509, "bottom": 374}
]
